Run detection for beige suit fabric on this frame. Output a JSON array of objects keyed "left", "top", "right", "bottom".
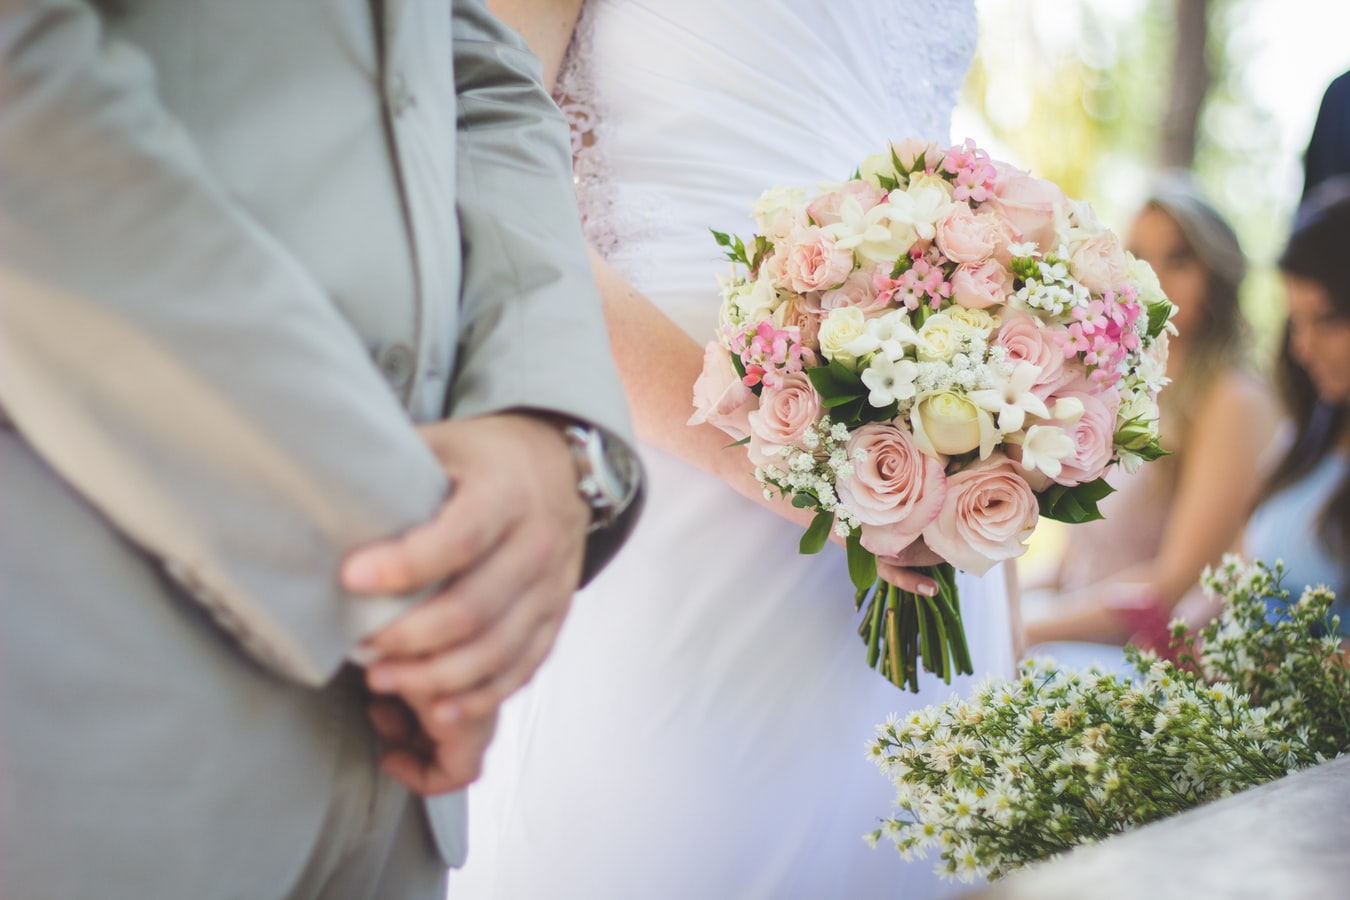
[{"left": 0, "top": 0, "right": 635, "bottom": 896}]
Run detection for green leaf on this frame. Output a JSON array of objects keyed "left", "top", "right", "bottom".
[
  {"left": 1146, "top": 299, "right": 1174, "bottom": 340},
  {"left": 1038, "top": 477, "right": 1115, "bottom": 524},
  {"left": 790, "top": 491, "right": 819, "bottom": 509},
  {"left": 846, "top": 531, "right": 878, "bottom": 595},
  {"left": 876, "top": 173, "right": 900, "bottom": 192},
  {"left": 806, "top": 359, "right": 867, "bottom": 405},
  {"left": 722, "top": 435, "right": 751, "bottom": 449},
  {"left": 799, "top": 510, "right": 834, "bottom": 555}
]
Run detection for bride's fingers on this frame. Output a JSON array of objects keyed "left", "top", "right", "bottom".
[{"left": 877, "top": 560, "right": 939, "bottom": 596}]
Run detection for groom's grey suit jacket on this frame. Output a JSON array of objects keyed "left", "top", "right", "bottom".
[{"left": 0, "top": 0, "right": 635, "bottom": 893}]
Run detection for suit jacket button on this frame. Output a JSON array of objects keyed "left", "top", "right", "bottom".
[{"left": 377, "top": 343, "right": 415, "bottom": 391}]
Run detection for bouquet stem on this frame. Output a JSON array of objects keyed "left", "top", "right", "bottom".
[{"left": 856, "top": 563, "right": 970, "bottom": 692}]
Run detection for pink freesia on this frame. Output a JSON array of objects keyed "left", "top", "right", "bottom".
[
  {"left": 1048, "top": 385, "right": 1120, "bottom": 485},
  {"left": 783, "top": 226, "right": 855, "bottom": 293},
  {"left": 922, "top": 453, "right": 1039, "bottom": 575},
  {"left": 728, "top": 320, "right": 808, "bottom": 389},
  {"left": 837, "top": 423, "right": 948, "bottom": 557},
  {"left": 747, "top": 372, "right": 822, "bottom": 464},
  {"left": 689, "top": 340, "right": 757, "bottom": 438},
  {"left": 983, "top": 162, "right": 1064, "bottom": 251}
]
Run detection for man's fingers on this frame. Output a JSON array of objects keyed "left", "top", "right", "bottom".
[
  {"left": 362, "top": 519, "right": 553, "bottom": 660},
  {"left": 425, "top": 620, "right": 557, "bottom": 728},
  {"left": 342, "top": 486, "right": 509, "bottom": 596},
  {"left": 368, "top": 572, "right": 570, "bottom": 703}
]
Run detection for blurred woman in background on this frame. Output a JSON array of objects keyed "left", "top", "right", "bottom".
[{"left": 1025, "top": 174, "right": 1280, "bottom": 656}]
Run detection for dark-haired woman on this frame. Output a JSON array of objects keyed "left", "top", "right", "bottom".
[{"left": 1244, "top": 177, "right": 1350, "bottom": 625}]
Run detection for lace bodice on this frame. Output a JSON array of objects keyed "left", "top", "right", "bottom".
[{"left": 554, "top": 0, "right": 978, "bottom": 336}]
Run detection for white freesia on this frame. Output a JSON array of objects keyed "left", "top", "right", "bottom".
[
  {"left": 865, "top": 310, "right": 920, "bottom": 361},
  {"left": 1049, "top": 396, "right": 1085, "bottom": 424},
  {"left": 861, "top": 356, "right": 920, "bottom": 407},
  {"left": 822, "top": 195, "right": 918, "bottom": 267},
  {"left": 968, "top": 362, "right": 1051, "bottom": 434},
  {"left": 1018, "top": 424, "right": 1075, "bottom": 479},
  {"left": 888, "top": 175, "right": 954, "bottom": 242}
]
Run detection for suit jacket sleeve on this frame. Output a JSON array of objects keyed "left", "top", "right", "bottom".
[
  {"left": 447, "top": 0, "right": 644, "bottom": 582},
  {"left": 0, "top": 0, "right": 447, "bottom": 685}
]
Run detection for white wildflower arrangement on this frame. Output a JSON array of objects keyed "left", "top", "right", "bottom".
[{"left": 867, "top": 556, "right": 1350, "bottom": 882}]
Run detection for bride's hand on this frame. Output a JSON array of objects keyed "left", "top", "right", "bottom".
[
  {"left": 876, "top": 538, "right": 943, "bottom": 597},
  {"left": 828, "top": 529, "right": 942, "bottom": 596}
]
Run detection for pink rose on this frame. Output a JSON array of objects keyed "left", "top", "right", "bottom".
[
  {"left": 689, "top": 340, "right": 757, "bottom": 438},
  {"left": 935, "top": 205, "right": 999, "bottom": 264},
  {"left": 836, "top": 423, "right": 947, "bottom": 557},
  {"left": 995, "top": 311, "right": 1065, "bottom": 395},
  {"left": 1049, "top": 386, "right": 1120, "bottom": 486},
  {"left": 748, "top": 372, "right": 822, "bottom": 463},
  {"left": 820, "top": 267, "right": 888, "bottom": 316},
  {"left": 922, "top": 453, "right": 1039, "bottom": 575},
  {"left": 949, "top": 259, "right": 1012, "bottom": 310},
  {"left": 773, "top": 294, "right": 824, "bottom": 353},
  {"left": 783, "top": 226, "right": 855, "bottom": 293},
  {"left": 1068, "top": 231, "right": 1130, "bottom": 294},
  {"left": 983, "top": 163, "right": 1065, "bottom": 251},
  {"left": 807, "top": 180, "right": 886, "bottom": 227}
]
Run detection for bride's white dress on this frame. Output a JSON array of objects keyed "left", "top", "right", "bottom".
[{"left": 452, "top": 2, "right": 1011, "bottom": 898}]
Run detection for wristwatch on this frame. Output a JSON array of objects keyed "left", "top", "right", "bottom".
[{"left": 562, "top": 423, "right": 640, "bottom": 532}]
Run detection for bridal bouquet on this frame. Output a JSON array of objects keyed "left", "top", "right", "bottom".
[
  {"left": 866, "top": 557, "right": 1350, "bottom": 882},
  {"left": 691, "top": 138, "right": 1173, "bottom": 691}
]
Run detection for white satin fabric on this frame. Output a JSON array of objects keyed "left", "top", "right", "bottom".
[{"left": 452, "top": 2, "right": 1011, "bottom": 897}]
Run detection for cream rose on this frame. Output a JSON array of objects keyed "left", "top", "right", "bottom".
[
  {"left": 922, "top": 453, "right": 1040, "bottom": 575},
  {"left": 752, "top": 185, "right": 809, "bottom": 240},
  {"left": 818, "top": 307, "right": 870, "bottom": 368},
  {"left": 911, "top": 391, "right": 987, "bottom": 456},
  {"left": 945, "top": 306, "right": 998, "bottom": 340},
  {"left": 915, "top": 313, "right": 962, "bottom": 362},
  {"left": 835, "top": 423, "right": 947, "bottom": 557}
]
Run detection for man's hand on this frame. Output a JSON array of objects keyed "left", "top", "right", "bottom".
[
  {"left": 366, "top": 696, "right": 499, "bottom": 795},
  {"left": 343, "top": 412, "right": 590, "bottom": 726}
]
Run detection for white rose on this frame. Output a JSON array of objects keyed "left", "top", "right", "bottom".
[
  {"left": 945, "top": 306, "right": 998, "bottom": 340},
  {"left": 916, "top": 312, "right": 962, "bottom": 362},
  {"left": 818, "top": 307, "right": 871, "bottom": 368},
  {"left": 752, "top": 185, "right": 809, "bottom": 238},
  {"left": 912, "top": 391, "right": 989, "bottom": 456},
  {"left": 731, "top": 276, "right": 780, "bottom": 325},
  {"left": 859, "top": 151, "right": 903, "bottom": 188}
]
